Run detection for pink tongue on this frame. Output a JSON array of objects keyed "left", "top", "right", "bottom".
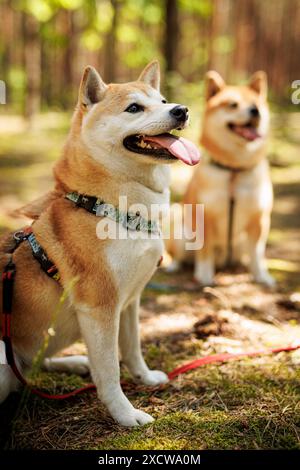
[
  {"left": 144, "top": 134, "right": 201, "bottom": 165},
  {"left": 234, "top": 125, "right": 260, "bottom": 141}
]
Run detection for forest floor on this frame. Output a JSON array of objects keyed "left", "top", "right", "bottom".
[{"left": 0, "top": 110, "right": 299, "bottom": 450}]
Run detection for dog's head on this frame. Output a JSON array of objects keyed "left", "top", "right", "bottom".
[
  {"left": 75, "top": 61, "right": 200, "bottom": 168},
  {"left": 201, "top": 71, "right": 269, "bottom": 166}
]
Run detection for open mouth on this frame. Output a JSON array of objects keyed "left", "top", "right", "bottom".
[
  {"left": 123, "top": 133, "right": 200, "bottom": 166},
  {"left": 227, "top": 121, "right": 261, "bottom": 142}
]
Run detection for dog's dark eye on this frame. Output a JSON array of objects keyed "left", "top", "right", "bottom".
[
  {"left": 162, "top": 99, "right": 167, "bottom": 104},
  {"left": 125, "top": 103, "right": 144, "bottom": 113},
  {"left": 229, "top": 101, "right": 238, "bottom": 109}
]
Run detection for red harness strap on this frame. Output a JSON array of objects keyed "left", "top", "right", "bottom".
[
  {"left": 1, "top": 250, "right": 96, "bottom": 399},
  {"left": 2, "top": 260, "right": 27, "bottom": 386},
  {"left": 2, "top": 232, "right": 300, "bottom": 400}
]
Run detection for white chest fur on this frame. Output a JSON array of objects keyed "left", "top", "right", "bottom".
[{"left": 105, "top": 221, "right": 164, "bottom": 307}]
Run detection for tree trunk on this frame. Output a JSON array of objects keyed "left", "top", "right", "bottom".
[
  {"left": 164, "top": 0, "right": 179, "bottom": 99},
  {"left": 24, "top": 13, "right": 41, "bottom": 121},
  {"left": 165, "top": 0, "right": 179, "bottom": 74},
  {"left": 0, "top": 0, "right": 16, "bottom": 104},
  {"left": 208, "top": 0, "right": 232, "bottom": 79},
  {"left": 104, "top": 0, "right": 119, "bottom": 83}
]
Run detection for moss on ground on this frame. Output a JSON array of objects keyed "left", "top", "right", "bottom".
[{"left": 1, "top": 358, "right": 299, "bottom": 449}]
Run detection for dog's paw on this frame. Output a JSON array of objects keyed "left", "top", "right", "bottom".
[
  {"left": 194, "top": 262, "right": 215, "bottom": 286},
  {"left": 193, "top": 277, "right": 216, "bottom": 287},
  {"left": 43, "top": 356, "right": 90, "bottom": 376},
  {"left": 165, "top": 260, "right": 180, "bottom": 273},
  {"left": 114, "top": 408, "right": 154, "bottom": 427},
  {"left": 139, "top": 370, "right": 169, "bottom": 386},
  {"left": 69, "top": 359, "right": 90, "bottom": 376},
  {"left": 254, "top": 272, "right": 276, "bottom": 287},
  {"left": 193, "top": 273, "right": 215, "bottom": 287}
]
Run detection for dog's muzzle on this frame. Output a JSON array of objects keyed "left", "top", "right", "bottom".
[
  {"left": 249, "top": 105, "right": 260, "bottom": 118},
  {"left": 169, "top": 105, "right": 189, "bottom": 123}
]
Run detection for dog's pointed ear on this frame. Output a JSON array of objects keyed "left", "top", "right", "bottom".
[
  {"left": 248, "top": 71, "right": 267, "bottom": 98},
  {"left": 79, "top": 66, "right": 107, "bottom": 107},
  {"left": 138, "top": 60, "right": 160, "bottom": 90},
  {"left": 205, "top": 71, "right": 225, "bottom": 100},
  {"left": 11, "top": 190, "right": 62, "bottom": 220}
]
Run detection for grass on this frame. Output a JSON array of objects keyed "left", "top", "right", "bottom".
[
  {"left": 2, "top": 357, "right": 299, "bottom": 449},
  {"left": 95, "top": 359, "right": 300, "bottom": 450},
  {"left": 0, "top": 108, "right": 300, "bottom": 450}
]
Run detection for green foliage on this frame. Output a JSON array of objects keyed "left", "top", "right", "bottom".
[
  {"left": 17, "top": 0, "right": 85, "bottom": 21},
  {"left": 96, "top": 0, "right": 114, "bottom": 33},
  {"left": 2, "top": 0, "right": 295, "bottom": 113},
  {"left": 23, "top": 0, "right": 54, "bottom": 22},
  {"left": 81, "top": 29, "right": 103, "bottom": 50},
  {"left": 179, "top": 0, "right": 213, "bottom": 18},
  {"left": 7, "top": 67, "right": 26, "bottom": 109},
  {"left": 213, "top": 35, "right": 234, "bottom": 55}
]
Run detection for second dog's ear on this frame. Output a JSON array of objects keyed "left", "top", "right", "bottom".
[
  {"left": 138, "top": 60, "right": 160, "bottom": 90},
  {"left": 248, "top": 71, "right": 267, "bottom": 98},
  {"left": 205, "top": 71, "right": 225, "bottom": 100},
  {"left": 79, "top": 66, "right": 107, "bottom": 107}
]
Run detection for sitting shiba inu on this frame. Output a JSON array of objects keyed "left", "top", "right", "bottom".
[
  {"left": 0, "top": 61, "right": 200, "bottom": 426},
  {"left": 166, "top": 71, "right": 274, "bottom": 287}
]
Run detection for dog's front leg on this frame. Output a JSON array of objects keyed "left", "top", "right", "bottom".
[
  {"left": 77, "top": 306, "right": 154, "bottom": 427},
  {"left": 247, "top": 213, "right": 275, "bottom": 286},
  {"left": 193, "top": 213, "right": 215, "bottom": 286},
  {"left": 194, "top": 238, "right": 215, "bottom": 286},
  {"left": 119, "top": 297, "right": 169, "bottom": 386}
]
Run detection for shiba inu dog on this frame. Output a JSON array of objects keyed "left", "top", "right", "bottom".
[
  {"left": 0, "top": 61, "right": 200, "bottom": 426},
  {"left": 167, "top": 71, "right": 274, "bottom": 287}
]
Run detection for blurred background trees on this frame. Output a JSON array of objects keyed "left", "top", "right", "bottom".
[{"left": 0, "top": 0, "right": 299, "bottom": 120}]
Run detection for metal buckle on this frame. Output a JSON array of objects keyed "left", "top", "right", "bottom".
[{"left": 13, "top": 230, "right": 25, "bottom": 243}]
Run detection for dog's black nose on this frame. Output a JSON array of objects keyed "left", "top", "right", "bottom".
[
  {"left": 249, "top": 105, "right": 259, "bottom": 118},
  {"left": 170, "top": 105, "right": 188, "bottom": 122}
]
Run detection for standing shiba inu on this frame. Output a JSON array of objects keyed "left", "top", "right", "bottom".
[
  {"left": 167, "top": 71, "right": 274, "bottom": 287},
  {"left": 0, "top": 61, "right": 200, "bottom": 426}
]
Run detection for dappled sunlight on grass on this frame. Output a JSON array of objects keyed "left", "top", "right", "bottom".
[
  {"left": 268, "top": 258, "right": 299, "bottom": 273},
  {"left": 3, "top": 358, "right": 299, "bottom": 450}
]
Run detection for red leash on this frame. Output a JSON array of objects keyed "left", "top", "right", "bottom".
[
  {"left": 4, "top": 336, "right": 300, "bottom": 400},
  {"left": 167, "top": 344, "right": 300, "bottom": 380},
  {"left": 2, "top": 246, "right": 300, "bottom": 400},
  {"left": 15, "top": 343, "right": 300, "bottom": 400}
]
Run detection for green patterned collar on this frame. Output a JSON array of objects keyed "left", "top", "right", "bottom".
[{"left": 65, "top": 192, "right": 160, "bottom": 235}]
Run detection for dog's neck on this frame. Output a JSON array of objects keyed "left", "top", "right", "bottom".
[
  {"left": 201, "top": 134, "right": 267, "bottom": 171},
  {"left": 53, "top": 136, "right": 171, "bottom": 220}
]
